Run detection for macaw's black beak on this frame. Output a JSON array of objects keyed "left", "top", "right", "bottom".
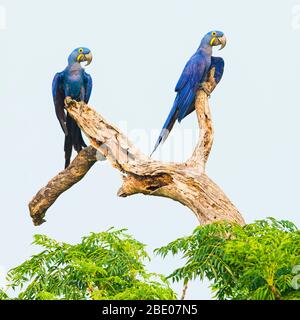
[
  {"left": 217, "top": 35, "right": 227, "bottom": 50},
  {"left": 83, "top": 52, "right": 93, "bottom": 66},
  {"left": 77, "top": 52, "right": 93, "bottom": 66}
]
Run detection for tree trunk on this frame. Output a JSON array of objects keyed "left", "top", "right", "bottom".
[{"left": 29, "top": 68, "right": 245, "bottom": 226}]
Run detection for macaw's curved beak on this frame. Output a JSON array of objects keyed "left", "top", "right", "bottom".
[
  {"left": 83, "top": 52, "right": 93, "bottom": 66},
  {"left": 77, "top": 52, "right": 93, "bottom": 66},
  {"left": 217, "top": 35, "right": 227, "bottom": 50}
]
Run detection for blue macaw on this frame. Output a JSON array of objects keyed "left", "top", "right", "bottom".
[
  {"left": 151, "top": 31, "right": 226, "bottom": 155},
  {"left": 52, "top": 47, "right": 93, "bottom": 168}
]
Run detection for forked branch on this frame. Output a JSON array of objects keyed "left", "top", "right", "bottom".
[{"left": 29, "top": 68, "right": 245, "bottom": 226}]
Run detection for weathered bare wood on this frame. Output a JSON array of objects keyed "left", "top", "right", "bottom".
[
  {"left": 29, "top": 146, "right": 98, "bottom": 225},
  {"left": 28, "top": 69, "right": 245, "bottom": 226},
  {"left": 187, "top": 67, "right": 216, "bottom": 170}
]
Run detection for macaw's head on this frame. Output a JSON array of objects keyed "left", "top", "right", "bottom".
[
  {"left": 201, "top": 31, "right": 226, "bottom": 50},
  {"left": 68, "top": 47, "right": 93, "bottom": 66}
]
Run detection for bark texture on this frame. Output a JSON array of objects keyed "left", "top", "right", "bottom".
[
  {"left": 29, "top": 68, "right": 245, "bottom": 226},
  {"left": 29, "top": 146, "right": 98, "bottom": 225}
]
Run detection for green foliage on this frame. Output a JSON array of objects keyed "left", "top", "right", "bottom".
[
  {"left": 156, "top": 218, "right": 300, "bottom": 300},
  {"left": 0, "top": 288, "right": 8, "bottom": 300},
  {"left": 2, "top": 228, "right": 176, "bottom": 300},
  {"left": 2, "top": 218, "right": 299, "bottom": 300}
]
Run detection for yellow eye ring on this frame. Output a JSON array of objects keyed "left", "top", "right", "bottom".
[
  {"left": 211, "top": 31, "right": 217, "bottom": 36},
  {"left": 78, "top": 48, "right": 83, "bottom": 53}
]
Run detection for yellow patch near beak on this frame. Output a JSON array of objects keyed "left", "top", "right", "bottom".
[
  {"left": 210, "top": 37, "right": 216, "bottom": 46},
  {"left": 77, "top": 54, "right": 84, "bottom": 62}
]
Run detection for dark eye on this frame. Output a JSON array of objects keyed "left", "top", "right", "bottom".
[
  {"left": 211, "top": 31, "right": 217, "bottom": 37},
  {"left": 78, "top": 48, "right": 83, "bottom": 53}
]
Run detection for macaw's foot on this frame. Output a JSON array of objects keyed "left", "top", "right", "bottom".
[
  {"left": 201, "top": 82, "right": 212, "bottom": 97},
  {"left": 79, "top": 101, "right": 85, "bottom": 115}
]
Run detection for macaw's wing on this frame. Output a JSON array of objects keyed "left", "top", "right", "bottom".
[
  {"left": 210, "top": 56, "right": 224, "bottom": 84},
  {"left": 83, "top": 71, "right": 93, "bottom": 103},
  {"left": 176, "top": 56, "right": 206, "bottom": 122},
  {"left": 151, "top": 56, "right": 206, "bottom": 154},
  {"left": 175, "top": 59, "right": 193, "bottom": 92},
  {"left": 179, "top": 57, "right": 224, "bottom": 121},
  {"left": 52, "top": 71, "right": 67, "bottom": 135}
]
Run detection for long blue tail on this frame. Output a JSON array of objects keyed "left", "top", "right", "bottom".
[
  {"left": 64, "top": 114, "right": 87, "bottom": 168},
  {"left": 151, "top": 101, "right": 179, "bottom": 156}
]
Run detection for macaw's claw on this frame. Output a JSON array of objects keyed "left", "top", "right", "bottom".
[{"left": 201, "top": 83, "right": 212, "bottom": 97}]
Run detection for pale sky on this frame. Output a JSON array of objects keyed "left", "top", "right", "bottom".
[{"left": 1, "top": 0, "right": 300, "bottom": 299}]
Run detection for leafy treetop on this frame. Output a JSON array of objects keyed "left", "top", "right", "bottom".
[
  {"left": 156, "top": 218, "right": 300, "bottom": 300},
  {"left": 2, "top": 228, "right": 176, "bottom": 300}
]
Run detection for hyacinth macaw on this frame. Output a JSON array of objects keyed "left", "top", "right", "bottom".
[
  {"left": 52, "top": 47, "right": 93, "bottom": 168},
  {"left": 151, "top": 31, "right": 226, "bottom": 155}
]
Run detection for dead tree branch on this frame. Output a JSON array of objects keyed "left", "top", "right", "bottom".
[{"left": 29, "top": 68, "right": 245, "bottom": 226}]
